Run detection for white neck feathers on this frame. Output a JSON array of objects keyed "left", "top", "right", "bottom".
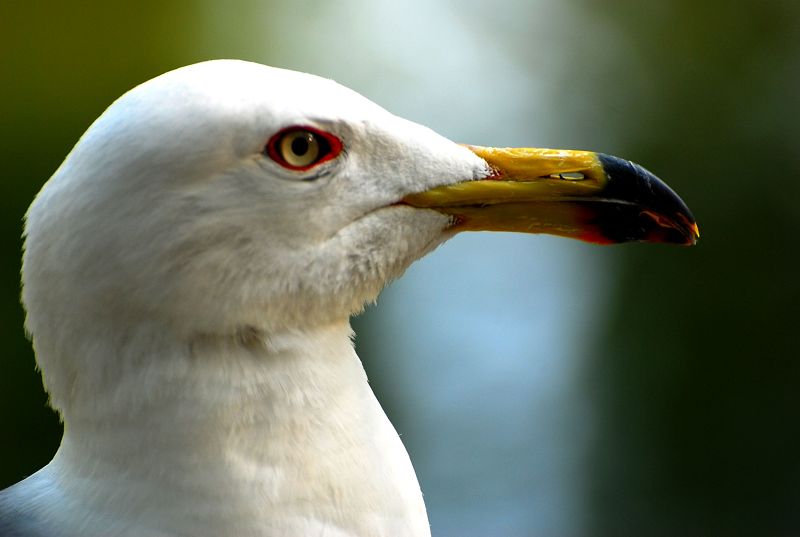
[{"left": 36, "top": 322, "right": 429, "bottom": 536}]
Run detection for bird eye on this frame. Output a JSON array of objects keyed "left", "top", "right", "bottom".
[{"left": 266, "top": 126, "right": 343, "bottom": 172}]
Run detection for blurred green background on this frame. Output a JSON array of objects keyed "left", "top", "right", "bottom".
[{"left": 1, "top": 1, "right": 799, "bottom": 536}]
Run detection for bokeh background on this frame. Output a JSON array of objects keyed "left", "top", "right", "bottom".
[{"left": 2, "top": 1, "right": 799, "bottom": 536}]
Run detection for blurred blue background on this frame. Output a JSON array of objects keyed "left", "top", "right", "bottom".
[{"left": 2, "top": 1, "right": 799, "bottom": 536}]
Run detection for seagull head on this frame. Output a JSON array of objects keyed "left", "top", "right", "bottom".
[
  {"left": 11, "top": 60, "right": 700, "bottom": 535},
  {"left": 22, "top": 60, "right": 697, "bottom": 415}
]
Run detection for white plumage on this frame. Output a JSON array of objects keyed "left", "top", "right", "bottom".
[{"left": 1, "top": 60, "right": 489, "bottom": 537}]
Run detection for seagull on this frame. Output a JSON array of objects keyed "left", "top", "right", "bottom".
[{"left": 0, "top": 60, "right": 697, "bottom": 537}]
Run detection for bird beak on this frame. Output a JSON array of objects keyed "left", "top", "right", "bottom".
[{"left": 402, "top": 146, "right": 699, "bottom": 245}]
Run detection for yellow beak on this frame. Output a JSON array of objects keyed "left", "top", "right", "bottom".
[{"left": 403, "top": 146, "right": 699, "bottom": 245}]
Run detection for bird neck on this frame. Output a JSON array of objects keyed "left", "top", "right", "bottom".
[{"left": 45, "top": 320, "right": 430, "bottom": 536}]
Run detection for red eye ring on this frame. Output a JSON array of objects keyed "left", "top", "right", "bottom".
[{"left": 265, "top": 126, "right": 343, "bottom": 171}]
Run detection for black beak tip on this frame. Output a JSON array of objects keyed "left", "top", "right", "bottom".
[{"left": 596, "top": 153, "right": 699, "bottom": 245}]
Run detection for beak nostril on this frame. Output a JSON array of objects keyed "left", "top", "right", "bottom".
[{"left": 552, "top": 172, "right": 585, "bottom": 181}]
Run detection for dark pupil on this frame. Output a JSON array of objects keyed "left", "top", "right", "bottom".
[{"left": 291, "top": 135, "right": 310, "bottom": 156}]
